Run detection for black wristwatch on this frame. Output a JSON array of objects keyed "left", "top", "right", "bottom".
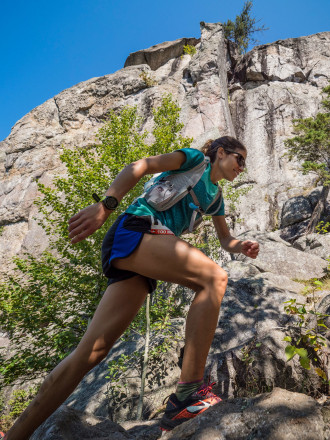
[{"left": 92, "top": 193, "right": 119, "bottom": 210}]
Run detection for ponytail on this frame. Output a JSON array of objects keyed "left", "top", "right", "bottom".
[{"left": 201, "top": 136, "right": 247, "bottom": 163}]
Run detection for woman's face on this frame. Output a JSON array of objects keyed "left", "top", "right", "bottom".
[{"left": 216, "top": 147, "right": 247, "bottom": 182}]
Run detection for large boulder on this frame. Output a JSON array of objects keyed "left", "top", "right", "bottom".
[
  {"left": 31, "top": 388, "right": 330, "bottom": 440},
  {"left": 124, "top": 38, "right": 200, "bottom": 71},
  {"left": 278, "top": 188, "right": 330, "bottom": 241},
  {"left": 162, "top": 388, "right": 330, "bottom": 440},
  {"left": 208, "top": 274, "right": 316, "bottom": 398},
  {"left": 204, "top": 234, "right": 330, "bottom": 400},
  {"left": 234, "top": 231, "right": 328, "bottom": 279},
  {"left": 293, "top": 233, "right": 330, "bottom": 260},
  {"left": 281, "top": 195, "right": 313, "bottom": 228}
]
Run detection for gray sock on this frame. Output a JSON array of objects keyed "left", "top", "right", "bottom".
[{"left": 175, "top": 379, "right": 203, "bottom": 402}]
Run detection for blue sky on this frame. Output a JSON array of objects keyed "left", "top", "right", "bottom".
[{"left": 1, "top": 0, "right": 329, "bottom": 141}]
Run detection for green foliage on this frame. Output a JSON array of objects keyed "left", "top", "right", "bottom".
[
  {"left": 139, "top": 71, "right": 157, "bottom": 88},
  {"left": 0, "top": 226, "right": 4, "bottom": 236},
  {"left": 0, "top": 387, "right": 38, "bottom": 431},
  {"left": 183, "top": 45, "right": 196, "bottom": 56},
  {"left": 0, "top": 251, "right": 104, "bottom": 384},
  {"left": 0, "top": 95, "right": 192, "bottom": 386},
  {"left": 223, "top": 1, "right": 268, "bottom": 54},
  {"left": 235, "top": 338, "right": 272, "bottom": 397},
  {"left": 316, "top": 221, "right": 330, "bottom": 234},
  {"left": 284, "top": 84, "right": 330, "bottom": 187},
  {"left": 150, "top": 94, "right": 192, "bottom": 155},
  {"left": 283, "top": 279, "right": 330, "bottom": 389}
]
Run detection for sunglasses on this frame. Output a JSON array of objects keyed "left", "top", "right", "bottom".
[{"left": 223, "top": 149, "right": 246, "bottom": 169}]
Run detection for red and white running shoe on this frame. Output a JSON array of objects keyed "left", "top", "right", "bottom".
[{"left": 159, "top": 382, "right": 222, "bottom": 433}]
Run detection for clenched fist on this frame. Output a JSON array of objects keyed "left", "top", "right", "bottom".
[{"left": 241, "top": 240, "right": 259, "bottom": 259}]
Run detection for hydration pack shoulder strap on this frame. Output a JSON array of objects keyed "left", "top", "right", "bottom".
[
  {"left": 141, "top": 153, "right": 223, "bottom": 233},
  {"left": 187, "top": 187, "right": 223, "bottom": 233},
  {"left": 143, "top": 155, "right": 210, "bottom": 212}
]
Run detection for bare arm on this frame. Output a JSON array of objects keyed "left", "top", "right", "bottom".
[
  {"left": 101, "top": 151, "right": 186, "bottom": 202},
  {"left": 212, "top": 215, "right": 259, "bottom": 259},
  {"left": 68, "top": 151, "right": 186, "bottom": 243}
]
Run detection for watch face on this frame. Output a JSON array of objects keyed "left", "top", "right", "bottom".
[{"left": 103, "top": 196, "right": 118, "bottom": 209}]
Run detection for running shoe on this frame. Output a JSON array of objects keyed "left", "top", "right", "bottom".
[{"left": 159, "top": 382, "right": 221, "bottom": 432}]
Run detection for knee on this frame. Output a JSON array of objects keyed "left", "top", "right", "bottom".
[
  {"left": 207, "top": 266, "right": 228, "bottom": 301},
  {"left": 86, "top": 348, "right": 109, "bottom": 368},
  {"left": 72, "top": 344, "right": 110, "bottom": 372}
]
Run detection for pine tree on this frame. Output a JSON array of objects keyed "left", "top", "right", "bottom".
[
  {"left": 223, "top": 1, "right": 268, "bottom": 54},
  {"left": 285, "top": 84, "right": 330, "bottom": 234}
]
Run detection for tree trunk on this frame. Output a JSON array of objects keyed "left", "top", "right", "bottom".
[
  {"left": 305, "top": 185, "right": 330, "bottom": 234},
  {"left": 136, "top": 293, "right": 151, "bottom": 420}
]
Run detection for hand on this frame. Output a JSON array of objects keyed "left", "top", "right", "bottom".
[
  {"left": 68, "top": 203, "right": 112, "bottom": 244},
  {"left": 241, "top": 240, "right": 259, "bottom": 259}
]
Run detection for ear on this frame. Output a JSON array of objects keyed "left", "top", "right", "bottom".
[{"left": 217, "top": 147, "right": 225, "bottom": 159}]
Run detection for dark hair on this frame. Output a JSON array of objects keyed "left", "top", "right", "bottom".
[{"left": 201, "top": 136, "right": 247, "bottom": 163}]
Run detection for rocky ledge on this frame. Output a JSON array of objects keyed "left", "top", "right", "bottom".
[{"left": 31, "top": 388, "right": 330, "bottom": 440}]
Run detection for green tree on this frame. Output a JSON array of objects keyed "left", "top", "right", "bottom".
[
  {"left": 0, "top": 95, "right": 192, "bottom": 386},
  {"left": 285, "top": 84, "right": 330, "bottom": 234},
  {"left": 223, "top": 1, "right": 268, "bottom": 54}
]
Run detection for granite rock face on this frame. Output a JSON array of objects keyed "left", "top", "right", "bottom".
[
  {"left": 124, "top": 37, "right": 200, "bottom": 71},
  {"left": 1, "top": 25, "right": 329, "bottom": 273},
  {"left": 0, "top": 25, "right": 329, "bottom": 269},
  {"left": 228, "top": 32, "right": 330, "bottom": 235},
  {"left": 232, "top": 33, "right": 330, "bottom": 87}
]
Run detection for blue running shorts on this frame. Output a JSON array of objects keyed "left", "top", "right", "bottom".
[{"left": 101, "top": 213, "right": 174, "bottom": 293}]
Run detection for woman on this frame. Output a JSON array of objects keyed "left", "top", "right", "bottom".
[{"left": 4, "top": 136, "right": 259, "bottom": 439}]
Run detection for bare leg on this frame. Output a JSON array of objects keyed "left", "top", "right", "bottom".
[
  {"left": 6, "top": 234, "right": 227, "bottom": 439},
  {"left": 5, "top": 276, "right": 149, "bottom": 440},
  {"left": 114, "top": 234, "right": 228, "bottom": 382},
  {"left": 179, "top": 281, "right": 226, "bottom": 381}
]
